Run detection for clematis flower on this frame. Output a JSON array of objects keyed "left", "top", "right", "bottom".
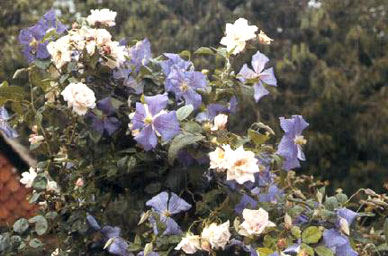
[
  {"left": 146, "top": 191, "right": 191, "bottom": 235},
  {"left": 87, "top": 97, "right": 120, "bottom": 136},
  {"left": 238, "top": 208, "right": 276, "bottom": 236},
  {"left": 238, "top": 51, "right": 277, "bottom": 102},
  {"left": 258, "top": 184, "right": 284, "bottom": 203},
  {"left": 323, "top": 229, "right": 357, "bottom": 256},
  {"left": 18, "top": 10, "right": 66, "bottom": 62},
  {"left": 234, "top": 194, "right": 257, "bottom": 214},
  {"left": 196, "top": 97, "right": 237, "bottom": 122},
  {"left": 128, "top": 38, "right": 152, "bottom": 72},
  {"left": 130, "top": 93, "right": 180, "bottom": 151},
  {"left": 86, "top": 214, "right": 130, "bottom": 256},
  {"left": 0, "top": 107, "right": 18, "bottom": 138},
  {"left": 276, "top": 115, "right": 309, "bottom": 170},
  {"left": 220, "top": 18, "right": 258, "bottom": 55},
  {"left": 159, "top": 53, "right": 193, "bottom": 77},
  {"left": 165, "top": 67, "right": 208, "bottom": 109}
]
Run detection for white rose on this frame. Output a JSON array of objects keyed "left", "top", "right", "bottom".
[
  {"left": 20, "top": 168, "right": 38, "bottom": 188},
  {"left": 47, "top": 35, "right": 72, "bottom": 69},
  {"left": 28, "top": 134, "right": 44, "bottom": 145},
  {"left": 238, "top": 208, "right": 276, "bottom": 236},
  {"left": 220, "top": 18, "right": 258, "bottom": 55},
  {"left": 61, "top": 82, "right": 96, "bottom": 115},
  {"left": 225, "top": 146, "right": 261, "bottom": 184},
  {"left": 209, "top": 145, "right": 233, "bottom": 172},
  {"left": 175, "top": 234, "right": 201, "bottom": 254},
  {"left": 201, "top": 221, "right": 231, "bottom": 251},
  {"left": 87, "top": 9, "right": 117, "bottom": 27},
  {"left": 211, "top": 114, "right": 228, "bottom": 131},
  {"left": 103, "top": 41, "right": 128, "bottom": 68}
]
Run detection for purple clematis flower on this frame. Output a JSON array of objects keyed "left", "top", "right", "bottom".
[
  {"left": 234, "top": 194, "right": 257, "bottom": 214},
  {"left": 18, "top": 10, "right": 66, "bottom": 62},
  {"left": 276, "top": 115, "right": 309, "bottom": 170},
  {"left": 137, "top": 252, "right": 158, "bottom": 256},
  {"left": 196, "top": 96, "right": 238, "bottom": 122},
  {"left": 128, "top": 38, "right": 152, "bottom": 72},
  {"left": 165, "top": 67, "right": 208, "bottom": 109},
  {"left": 87, "top": 97, "right": 120, "bottom": 136},
  {"left": 159, "top": 53, "right": 193, "bottom": 77},
  {"left": 131, "top": 93, "right": 180, "bottom": 151},
  {"left": 0, "top": 107, "right": 18, "bottom": 138},
  {"left": 258, "top": 184, "right": 284, "bottom": 203},
  {"left": 146, "top": 191, "right": 191, "bottom": 235},
  {"left": 337, "top": 208, "right": 358, "bottom": 226},
  {"left": 237, "top": 51, "right": 277, "bottom": 102},
  {"left": 323, "top": 229, "right": 358, "bottom": 256},
  {"left": 86, "top": 214, "right": 130, "bottom": 256}
]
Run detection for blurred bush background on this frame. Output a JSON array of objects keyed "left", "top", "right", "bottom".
[{"left": 1, "top": 0, "right": 387, "bottom": 194}]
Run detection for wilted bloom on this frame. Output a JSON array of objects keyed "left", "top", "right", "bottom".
[
  {"left": 0, "top": 107, "right": 18, "bottom": 138},
  {"left": 87, "top": 9, "right": 117, "bottom": 27},
  {"left": 61, "top": 82, "right": 96, "bottom": 116},
  {"left": 323, "top": 229, "right": 357, "bottom": 256},
  {"left": 128, "top": 38, "right": 152, "bottom": 72},
  {"left": 18, "top": 10, "right": 66, "bottom": 62},
  {"left": 238, "top": 208, "right": 276, "bottom": 236},
  {"left": 209, "top": 145, "right": 233, "bottom": 172},
  {"left": 165, "top": 67, "right": 208, "bottom": 109},
  {"left": 201, "top": 221, "right": 231, "bottom": 251},
  {"left": 220, "top": 18, "right": 258, "bottom": 54},
  {"left": 258, "top": 30, "right": 273, "bottom": 45},
  {"left": 211, "top": 114, "right": 228, "bottom": 131},
  {"left": 226, "top": 146, "right": 261, "bottom": 184},
  {"left": 47, "top": 35, "right": 72, "bottom": 69},
  {"left": 276, "top": 115, "right": 309, "bottom": 170},
  {"left": 20, "top": 168, "right": 38, "bottom": 188},
  {"left": 238, "top": 51, "right": 277, "bottom": 102},
  {"left": 146, "top": 191, "right": 191, "bottom": 235},
  {"left": 87, "top": 97, "right": 120, "bottom": 136},
  {"left": 75, "top": 178, "right": 84, "bottom": 188},
  {"left": 159, "top": 53, "right": 193, "bottom": 77},
  {"left": 103, "top": 41, "right": 128, "bottom": 68},
  {"left": 175, "top": 233, "right": 201, "bottom": 254},
  {"left": 131, "top": 93, "right": 180, "bottom": 151},
  {"left": 86, "top": 214, "right": 129, "bottom": 256}
]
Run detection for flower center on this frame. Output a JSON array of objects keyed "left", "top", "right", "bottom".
[
  {"left": 29, "top": 38, "right": 39, "bottom": 49},
  {"left": 294, "top": 135, "right": 307, "bottom": 145},
  {"left": 162, "top": 210, "right": 172, "bottom": 217},
  {"left": 144, "top": 115, "right": 153, "bottom": 125},
  {"left": 235, "top": 159, "right": 247, "bottom": 167},
  {"left": 180, "top": 82, "right": 189, "bottom": 92}
]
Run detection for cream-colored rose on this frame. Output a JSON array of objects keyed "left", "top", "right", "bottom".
[
  {"left": 258, "top": 30, "right": 273, "bottom": 45},
  {"left": 61, "top": 82, "right": 96, "bottom": 115},
  {"left": 211, "top": 114, "right": 228, "bottom": 131},
  {"left": 103, "top": 41, "right": 128, "bottom": 68},
  {"left": 20, "top": 168, "right": 38, "bottom": 188},
  {"left": 225, "top": 146, "right": 261, "bottom": 184},
  {"left": 238, "top": 208, "right": 276, "bottom": 236},
  {"left": 175, "top": 233, "right": 201, "bottom": 254},
  {"left": 220, "top": 18, "right": 258, "bottom": 55},
  {"left": 201, "top": 221, "right": 231, "bottom": 251},
  {"left": 87, "top": 9, "right": 117, "bottom": 27},
  {"left": 209, "top": 145, "right": 233, "bottom": 172},
  {"left": 47, "top": 35, "right": 72, "bottom": 69}
]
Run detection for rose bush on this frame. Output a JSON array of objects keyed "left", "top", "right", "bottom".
[{"left": 0, "top": 9, "right": 387, "bottom": 256}]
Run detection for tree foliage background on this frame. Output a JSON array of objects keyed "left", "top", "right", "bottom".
[{"left": 1, "top": 0, "right": 387, "bottom": 194}]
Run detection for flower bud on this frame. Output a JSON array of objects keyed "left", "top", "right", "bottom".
[{"left": 211, "top": 114, "right": 228, "bottom": 131}]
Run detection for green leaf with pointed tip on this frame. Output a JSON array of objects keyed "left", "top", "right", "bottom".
[
  {"left": 194, "top": 47, "right": 214, "bottom": 55},
  {"left": 315, "top": 246, "right": 334, "bottom": 256},
  {"left": 168, "top": 133, "right": 204, "bottom": 165},
  {"left": 302, "top": 226, "right": 322, "bottom": 244},
  {"left": 176, "top": 104, "right": 194, "bottom": 120}
]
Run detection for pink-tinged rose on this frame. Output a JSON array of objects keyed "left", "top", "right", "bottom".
[{"left": 238, "top": 208, "right": 276, "bottom": 236}]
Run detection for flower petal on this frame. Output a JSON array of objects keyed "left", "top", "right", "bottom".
[
  {"left": 167, "top": 192, "right": 191, "bottom": 214},
  {"left": 153, "top": 111, "right": 180, "bottom": 141}
]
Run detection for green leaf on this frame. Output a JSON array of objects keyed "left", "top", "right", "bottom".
[
  {"left": 168, "top": 133, "right": 204, "bottom": 164},
  {"left": 315, "top": 246, "right": 335, "bottom": 256},
  {"left": 300, "top": 243, "right": 315, "bottom": 255},
  {"left": 176, "top": 104, "right": 194, "bottom": 120},
  {"left": 32, "top": 176, "right": 47, "bottom": 191},
  {"left": 179, "top": 50, "right": 191, "bottom": 59},
  {"left": 29, "top": 192, "right": 40, "bottom": 204},
  {"left": 13, "top": 218, "right": 29, "bottom": 234},
  {"left": 194, "top": 47, "right": 214, "bottom": 55},
  {"left": 248, "top": 129, "right": 270, "bottom": 145},
  {"left": 0, "top": 82, "right": 25, "bottom": 105},
  {"left": 29, "top": 215, "right": 48, "bottom": 236},
  {"left": 302, "top": 226, "right": 322, "bottom": 244},
  {"left": 28, "top": 238, "right": 43, "bottom": 248}
]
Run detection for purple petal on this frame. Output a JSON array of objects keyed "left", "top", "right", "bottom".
[
  {"left": 153, "top": 111, "right": 180, "bottom": 141},
  {"left": 260, "top": 67, "right": 277, "bottom": 86},
  {"left": 86, "top": 214, "right": 101, "bottom": 231},
  {"left": 36, "top": 42, "right": 50, "bottom": 59},
  {"left": 188, "top": 71, "right": 207, "bottom": 90},
  {"left": 161, "top": 215, "right": 182, "bottom": 235},
  {"left": 323, "top": 229, "right": 347, "bottom": 249},
  {"left": 337, "top": 208, "right": 358, "bottom": 226},
  {"left": 108, "top": 237, "right": 129, "bottom": 256},
  {"left": 134, "top": 125, "right": 158, "bottom": 151},
  {"left": 132, "top": 103, "right": 146, "bottom": 130},
  {"left": 251, "top": 51, "right": 269, "bottom": 74},
  {"left": 144, "top": 93, "right": 168, "bottom": 116},
  {"left": 97, "top": 97, "right": 115, "bottom": 116},
  {"left": 160, "top": 53, "right": 192, "bottom": 76},
  {"left": 228, "top": 96, "right": 238, "bottom": 113},
  {"left": 238, "top": 64, "right": 257, "bottom": 82},
  {"left": 101, "top": 226, "right": 121, "bottom": 239},
  {"left": 253, "top": 82, "right": 270, "bottom": 102},
  {"left": 182, "top": 88, "right": 202, "bottom": 109},
  {"left": 234, "top": 194, "right": 257, "bottom": 214},
  {"left": 146, "top": 192, "right": 169, "bottom": 213},
  {"left": 167, "top": 192, "right": 191, "bottom": 214},
  {"left": 129, "top": 38, "right": 152, "bottom": 72},
  {"left": 104, "top": 117, "right": 121, "bottom": 136},
  {"left": 336, "top": 243, "right": 358, "bottom": 256}
]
